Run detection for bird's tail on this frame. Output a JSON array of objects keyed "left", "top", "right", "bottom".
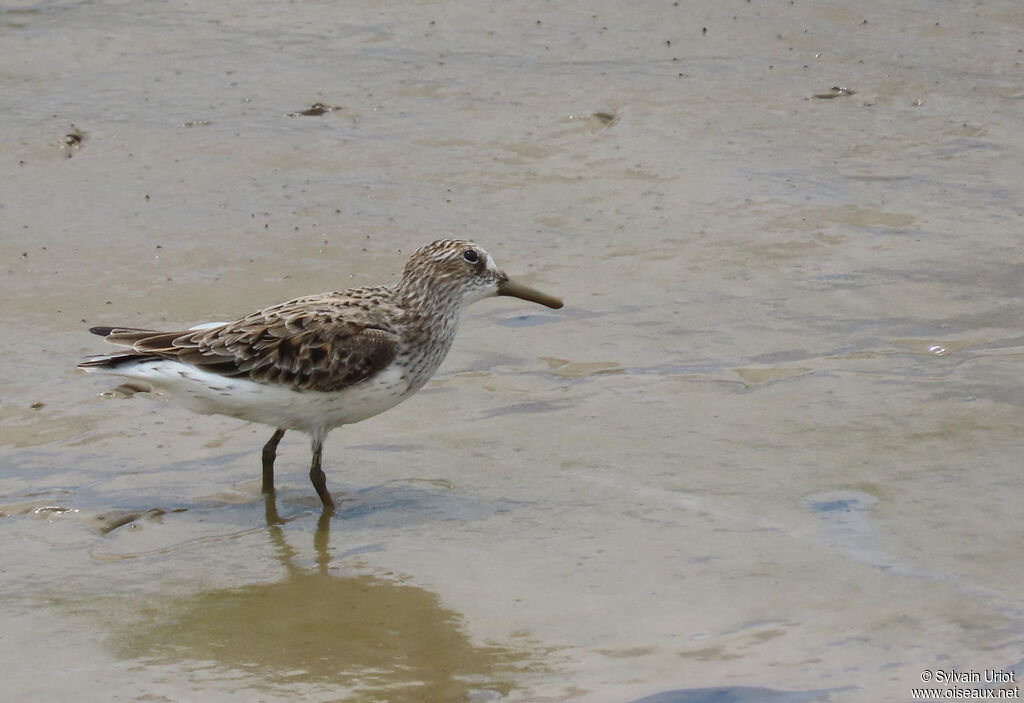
[{"left": 79, "top": 326, "right": 163, "bottom": 370}]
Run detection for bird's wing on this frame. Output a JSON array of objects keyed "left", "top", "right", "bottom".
[{"left": 86, "top": 292, "right": 402, "bottom": 393}]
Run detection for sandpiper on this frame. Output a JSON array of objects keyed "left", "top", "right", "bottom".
[{"left": 79, "top": 239, "right": 563, "bottom": 509}]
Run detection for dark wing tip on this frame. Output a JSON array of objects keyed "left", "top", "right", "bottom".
[
  {"left": 78, "top": 352, "right": 157, "bottom": 369},
  {"left": 78, "top": 354, "right": 123, "bottom": 369},
  {"left": 88, "top": 325, "right": 160, "bottom": 338}
]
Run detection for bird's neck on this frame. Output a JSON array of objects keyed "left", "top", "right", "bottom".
[
  {"left": 395, "top": 274, "right": 464, "bottom": 317},
  {"left": 392, "top": 277, "right": 461, "bottom": 343},
  {"left": 389, "top": 279, "right": 464, "bottom": 393}
]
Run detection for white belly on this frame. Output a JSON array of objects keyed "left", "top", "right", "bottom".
[{"left": 88, "top": 359, "right": 416, "bottom": 435}]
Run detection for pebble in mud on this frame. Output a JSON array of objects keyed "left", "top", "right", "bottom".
[
  {"left": 287, "top": 102, "right": 343, "bottom": 117},
  {"left": 58, "top": 125, "right": 85, "bottom": 157},
  {"left": 806, "top": 86, "right": 857, "bottom": 100}
]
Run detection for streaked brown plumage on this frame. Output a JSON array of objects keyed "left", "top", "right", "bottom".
[{"left": 80, "top": 239, "right": 563, "bottom": 509}]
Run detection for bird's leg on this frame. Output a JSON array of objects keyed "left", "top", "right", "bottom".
[
  {"left": 309, "top": 437, "right": 335, "bottom": 509},
  {"left": 262, "top": 428, "right": 286, "bottom": 495}
]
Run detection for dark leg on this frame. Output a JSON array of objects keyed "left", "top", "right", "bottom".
[
  {"left": 262, "top": 428, "right": 286, "bottom": 495},
  {"left": 309, "top": 438, "right": 335, "bottom": 509}
]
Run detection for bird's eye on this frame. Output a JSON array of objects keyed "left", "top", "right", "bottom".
[{"left": 462, "top": 249, "right": 479, "bottom": 264}]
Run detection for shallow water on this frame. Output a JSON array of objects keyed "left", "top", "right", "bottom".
[{"left": 2, "top": 1, "right": 1023, "bottom": 701}]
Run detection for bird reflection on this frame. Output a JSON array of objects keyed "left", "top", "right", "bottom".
[
  {"left": 118, "top": 496, "right": 528, "bottom": 701},
  {"left": 262, "top": 496, "right": 334, "bottom": 576}
]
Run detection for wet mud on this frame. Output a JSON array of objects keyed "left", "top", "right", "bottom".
[{"left": 2, "top": 1, "right": 1023, "bottom": 701}]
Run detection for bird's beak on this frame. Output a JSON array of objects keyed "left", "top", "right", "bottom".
[{"left": 497, "top": 276, "right": 564, "bottom": 309}]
